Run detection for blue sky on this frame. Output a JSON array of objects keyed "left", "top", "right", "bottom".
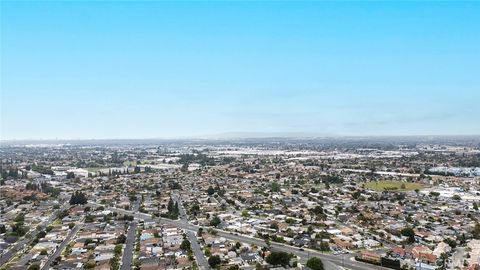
[{"left": 1, "top": 1, "right": 479, "bottom": 139}]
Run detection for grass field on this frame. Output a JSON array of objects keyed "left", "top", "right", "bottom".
[
  {"left": 365, "top": 181, "right": 422, "bottom": 191},
  {"left": 85, "top": 167, "right": 105, "bottom": 172}
]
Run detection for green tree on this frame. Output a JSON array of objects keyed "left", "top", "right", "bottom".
[
  {"left": 114, "top": 244, "right": 122, "bottom": 255},
  {"left": 210, "top": 216, "right": 221, "bottom": 227},
  {"left": 270, "top": 182, "right": 280, "bottom": 192},
  {"left": 28, "top": 264, "right": 40, "bottom": 270},
  {"left": 84, "top": 261, "right": 96, "bottom": 269},
  {"left": 208, "top": 255, "right": 221, "bottom": 268},
  {"left": 181, "top": 239, "right": 191, "bottom": 251},
  {"left": 116, "top": 234, "right": 126, "bottom": 244},
  {"left": 306, "top": 257, "right": 324, "bottom": 270},
  {"left": 69, "top": 191, "right": 88, "bottom": 205},
  {"left": 265, "top": 251, "right": 291, "bottom": 266},
  {"left": 436, "top": 253, "right": 448, "bottom": 270},
  {"left": 207, "top": 186, "right": 215, "bottom": 196},
  {"left": 401, "top": 227, "right": 415, "bottom": 244}
]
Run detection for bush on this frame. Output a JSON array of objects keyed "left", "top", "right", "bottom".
[
  {"left": 265, "top": 251, "right": 291, "bottom": 266},
  {"left": 306, "top": 257, "right": 324, "bottom": 270},
  {"left": 208, "top": 255, "right": 221, "bottom": 268}
]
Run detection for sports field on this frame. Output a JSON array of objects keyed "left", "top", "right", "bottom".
[{"left": 365, "top": 181, "right": 422, "bottom": 191}]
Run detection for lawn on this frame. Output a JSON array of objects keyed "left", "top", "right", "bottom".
[
  {"left": 365, "top": 181, "right": 422, "bottom": 191},
  {"left": 85, "top": 167, "right": 105, "bottom": 172}
]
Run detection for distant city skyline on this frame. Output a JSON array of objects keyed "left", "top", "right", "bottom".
[{"left": 1, "top": 1, "right": 479, "bottom": 140}]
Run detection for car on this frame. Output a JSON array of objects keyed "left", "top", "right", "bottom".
[{"left": 299, "top": 248, "right": 304, "bottom": 251}]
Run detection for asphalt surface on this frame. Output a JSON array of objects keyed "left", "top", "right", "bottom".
[
  {"left": 172, "top": 193, "right": 211, "bottom": 270},
  {"left": 0, "top": 203, "right": 69, "bottom": 266},
  {"left": 91, "top": 201, "right": 389, "bottom": 270},
  {"left": 41, "top": 223, "right": 82, "bottom": 270},
  {"left": 121, "top": 221, "right": 138, "bottom": 270},
  {"left": 120, "top": 197, "right": 140, "bottom": 270},
  {"left": 187, "top": 230, "right": 211, "bottom": 270}
]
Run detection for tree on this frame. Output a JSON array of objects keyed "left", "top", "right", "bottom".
[
  {"left": 181, "top": 239, "right": 191, "bottom": 251},
  {"left": 444, "top": 238, "right": 457, "bottom": 249},
  {"left": 437, "top": 252, "right": 448, "bottom": 270},
  {"left": 473, "top": 223, "right": 480, "bottom": 239},
  {"left": 401, "top": 227, "right": 415, "bottom": 244},
  {"left": 310, "top": 205, "right": 324, "bottom": 215},
  {"left": 306, "top": 257, "right": 324, "bottom": 270},
  {"left": 84, "top": 238, "right": 94, "bottom": 246},
  {"left": 265, "top": 251, "right": 291, "bottom": 266},
  {"left": 270, "top": 182, "right": 280, "bottom": 192},
  {"left": 210, "top": 216, "right": 221, "bottom": 227},
  {"left": 14, "top": 213, "right": 25, "bottom": 223},
  {"left": 163, "top": 198, "right": 179, "bottom": 219},
  {"left": 69, "top": 191, "right": 88, "bottom": 205},
  {"left": 207, "top": 186, "right": 215, "bottom": 196},
  {"left": 190, "top": 204, "right": 200, "bottom": 215},
  {"left": 28, "top": 264, "right": 40, "bottom": 270},
  {"left": 116, "top": 234, "right": 126, "bottom": 244},
  {"left": 319, "top": 241, "right": 330, "bottom": 252},
  {"left": 208, "top": 255, "right": 221, "bottom": 268},
  {"left": 84, "top": 261, "right": 96, "bottom": 269},
  {"left": 228, "top": 265, "right": 239, "bottom": 270},
  {"left": 168, "top": 198, "right": 174, "bottom": 212}
]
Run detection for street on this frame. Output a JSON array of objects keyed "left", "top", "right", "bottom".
[
  {"left": 121, "top": 221, "right": 138, "bottom": 270},
  {"left": 172, "top": 193, "right": 211, "bottom": 270},
  {"left": 187, "top": 230, "right": 211, "bottom": 270},
  {"left": 120, "top": 196, "right": 140, "bottom": 270},
  {"left": 41, "top": 223, "right": 82, "bottom": 270},
  {"left": 0, "top": 203, "right": 69, "bottom": 266}
]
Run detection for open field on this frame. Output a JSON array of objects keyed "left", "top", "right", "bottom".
[
  {"left": 365, "top": 181, "right": 423, "bottom": 191},
  {"left": 85, "top": 167, "right": 105, "bottom": 172}
]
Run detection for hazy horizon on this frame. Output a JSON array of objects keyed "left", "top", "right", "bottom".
[
  {"left": 2, "top": 133, "right": 480, "bottom": 143},
  {"left": 2, "top": 1, "right": 479, "bottom": 140}
]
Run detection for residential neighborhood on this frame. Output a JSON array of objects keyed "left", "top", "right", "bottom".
[{"left": 1, "top": 137, "right": 480, "bottom": 270}]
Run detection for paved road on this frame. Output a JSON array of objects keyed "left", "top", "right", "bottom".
[
  {"left": 187, "top": 230, "right": 211, "bottom": 270},
  {"left": 0, "top": 203, "right": 69, "bottom": 266},
  {"left": 121, "top": 221, "right": 138, "bottom": 270},
  {"left": 41, "top": 223, "right": 82, "bottom": 270},
  {"left": 92, "top": 202, "right": 389, "bottom": 270},
  {"left": 172, "top": 193, "right": 210, "bottom": 270},
  {"left": 119, "top": 195, "right": 141, "bottom": 270}
]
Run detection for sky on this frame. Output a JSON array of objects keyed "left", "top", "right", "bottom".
[{"left": 1, "top": 1, "right": 479, "bottom": 140}]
